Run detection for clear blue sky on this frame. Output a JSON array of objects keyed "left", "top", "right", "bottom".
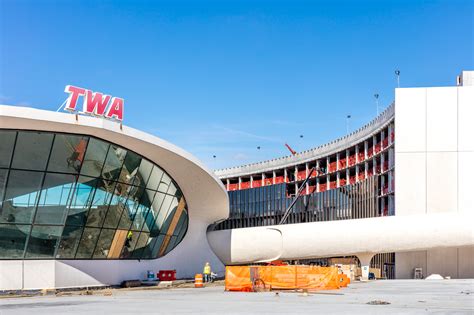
[{"left": 1, "top": 0, "right": 472, "bottom": 170}]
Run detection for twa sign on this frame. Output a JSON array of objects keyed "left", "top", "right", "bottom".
[{"left": 64, "top": 85, "right": 124, "bottom": 121}]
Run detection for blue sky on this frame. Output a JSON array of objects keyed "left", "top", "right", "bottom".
[{"left": 1, "top": 0, "right": 473, "bottom": 170}]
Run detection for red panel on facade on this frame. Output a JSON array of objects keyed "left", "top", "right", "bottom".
[
  {"left": 228, "top": 183, "right": 239, "bottom": 191},
  {"left": 274, "top": 176, "right": 285, "bottom": 184},
  {"left": 252, "top": 181, "right": 262, "bottom": 188},
  {"left": 338, "top": 159, "right": 347, "bottom": 169},
  {"left": 240, "top": 181, "right": 251, "bottom": 189},
  {"left": 296, "top": 170, "right": 306, "bottom": 181},
  {"left": 348, "top": 155, "right": 356, "bottom": 166},
  {"left": 319, "top": 183, "right": 327, "bottom": 192}
]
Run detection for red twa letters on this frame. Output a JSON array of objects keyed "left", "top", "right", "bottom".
[{"left": 64, "top": 85, "right": 124, "bottom": 121}]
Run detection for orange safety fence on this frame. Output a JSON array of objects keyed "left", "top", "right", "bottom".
[{"left": 225, "top": 265, "right": 344, "bottom": 292}]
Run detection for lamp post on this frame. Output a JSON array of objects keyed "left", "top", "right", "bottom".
[
  {"left": 374, "top": 93, "right": 379, "bottom": 116},
  {"left": 395, "top": 70, "right": 401, "bottom": 88}
]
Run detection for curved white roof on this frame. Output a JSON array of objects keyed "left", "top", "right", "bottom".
[{"left": 0, "top": 104, "right": 229, "bottom": 223}]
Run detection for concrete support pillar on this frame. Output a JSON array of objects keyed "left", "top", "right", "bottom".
[
  {"left": 365, "top": 162, "right": 368, "bottom": 178},
  {"left": 364, "top": 141, "right": 368, "bottom": 160},
  {"left": 294, "top": 166, "right": 298, "bottom": 192},
  {"left": 238, "top": 177, "right": 242, "bottom": 190},
  {"left": 273, "top": 170, "right": 276, "bottom": 185},
  {"left": 357, "top": 253, "right": 375, "bottom": 281},
  {"left": 355, "top": 145, "right": 360, "bottom": 163},
  {"left": 284, "top": 168, "right": 288, "bottom": 183},
  {"left": 250, "top": 175, "right": 253, "bottom": 188},
  {"left": 262, "top": 173, "right": 265, "bottom": 187},
  {"left": 336, "top": 153, "right": 340, "bottom": 171},
  {"left": 337, "top": 170, "right": 340, "bottom": 188},
  {"left": 388, "top": 123, "right": 393, "bottom": 145},
  {"left": 305, "top": 162, "right": 309, "bottom": 194},
  {"left": 381, "top": 151, "right": 385, "bottom": 173},
  {"left": 381, "top": 130, "right": 385, "bottom": 149},
  {"left": 226, "top": 179, "right": 230, "bottom": 190}
]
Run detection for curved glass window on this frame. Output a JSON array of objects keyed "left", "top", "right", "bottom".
[{"left": 0, "top": 130, "right": 188, "bottom": 260}]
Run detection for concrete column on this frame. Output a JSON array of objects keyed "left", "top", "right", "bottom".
[
  {"left": 365, "top": 162, "right": 368, "bottom": 178},
  {"left": 373, "top": 135, "right": 377, "bottom": 154},
  {"left": 355, "top": 145, "right": 360, "bottom": 163},
  {"left": 250, "top": 175, "right": 253, "bottom": 188},
  {"left": 294, "top": 166, "right": 298, "bottom": 193},
  {"left": 381, "top": 152, "right": 385, "bottom": 173},
  {"left": 316, "top": 177, "right": 320, "bottom": 193},
  {"left": 381, "top": 130, "right": 385, "bottom": 149},
  {"left": 364, "top": 141, "right": 368, "bottom": 160},
  {"left": 273, "top": 170, "right": 276, "bottom": 185},
  {"left": 337, "top": 170, "right": 340, "bottom": 188},
  {"left": 226, "top": 179, "right": 230, "bottom": 190},
  {"left": 346, "top": 168, "right": 350, "bottom": 185},
  {"left": 284, "top": 168, "right": 288, "bottom": 183},
  {"left": 373, "top": 157, "right": 376, "bottom": 175},
  {"left": 238, "top": 177, "right": 242, "bottom": 190},
  {"left": 336, "top": 153, "right": 340, "bottom": 171},
  {"left": 262, "top": 173, "right": 265, "bottom": 187},
  {"left": 357, "top": 253, "right": 375, "bottom": 281},
  {"left": 388, "top": 123, "right": 393, "bottom": 145}
]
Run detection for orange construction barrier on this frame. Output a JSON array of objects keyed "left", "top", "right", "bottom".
[
  {"left": 225, "top": 265, "right": 344, "bottom": 292},
  {"left": 194, "top": 273, "right": 203, "bottom": 288}
]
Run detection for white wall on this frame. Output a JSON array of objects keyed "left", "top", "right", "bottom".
[{"left": 395, "top": 84, "right": 474, "bottom": 279}]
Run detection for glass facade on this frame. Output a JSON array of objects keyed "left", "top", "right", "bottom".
[
  {"left": 0, "top": 130, "right": 188, "bottom": 260},
  {"left": 214, "top": 176, "right": 382, "bottom": 230}
]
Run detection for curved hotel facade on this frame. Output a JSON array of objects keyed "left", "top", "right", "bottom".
[
  {"left": 209, "top": 72, "right": 474, "bottom": 280},
  {"left": 0, "top": 105, "right": 229, "bottom": 290}
]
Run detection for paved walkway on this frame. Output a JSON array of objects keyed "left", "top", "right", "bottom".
[{"left": 0, "top": 279, "right": 473, "bottom": 314}]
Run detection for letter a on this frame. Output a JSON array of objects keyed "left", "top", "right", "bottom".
[{"left": 105, "top": 97, "right": 124, "bottom": 121}]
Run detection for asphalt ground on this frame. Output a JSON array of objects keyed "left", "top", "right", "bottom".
[{"left": 0, "top": 279, "right": 473, "bottom": 314}]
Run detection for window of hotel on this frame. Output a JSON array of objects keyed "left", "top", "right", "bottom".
[
  {"left": 0, "top": 130, "right": 16, "bottom": 168},
  {"left": 11, "top": 131, "right": 54, "bottom": 171},
  {"left": 0, "top": 130, "right": 188, "bottom": 260}
]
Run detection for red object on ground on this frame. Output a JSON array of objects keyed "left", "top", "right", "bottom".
[{"left": 158, "top": 270, "right": 177, "bottom": 281}]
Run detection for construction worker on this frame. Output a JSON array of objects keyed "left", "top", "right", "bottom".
[{"left": 203, "top": 262, "right": 211, "bottom": 283}]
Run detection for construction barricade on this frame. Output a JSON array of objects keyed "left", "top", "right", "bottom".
[{"left": 225, "top": 265, "right": 344, "bottom": 292}]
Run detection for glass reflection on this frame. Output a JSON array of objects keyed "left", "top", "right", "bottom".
[{"left": 0, "top": 130, "right": 188, "bottom": 260}]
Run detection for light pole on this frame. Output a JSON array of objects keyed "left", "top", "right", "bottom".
[
  {"left": 395, "top": 70, "right": 401, "bottom": 88},
  {"left": 374, "top": 93, "right": 379, "bottom": 115},
  {"left": 346, "top": 115, "right": 351, "bottom": 135}
]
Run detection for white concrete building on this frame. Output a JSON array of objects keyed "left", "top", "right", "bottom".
[
  {"left": 209, "top": 71, "right": 474, "bottom": 280},
  {"left": 0, "top": 105, "right": 229, "bottom": 290}
]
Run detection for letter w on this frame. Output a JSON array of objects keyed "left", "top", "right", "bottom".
[{"left": 83, "top": 90, "right": 111, "bottom": 116}]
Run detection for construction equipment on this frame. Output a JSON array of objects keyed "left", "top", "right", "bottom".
[
  {"left": 285, "top": 143, "right": 297, "bottom": 155},
  {"left": 279, "top": 167, "right": 316, "bottom": 224}
]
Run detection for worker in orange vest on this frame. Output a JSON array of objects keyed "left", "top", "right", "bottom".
[{"left": 203, "top": 262, "right": 211, "bottom": 283}]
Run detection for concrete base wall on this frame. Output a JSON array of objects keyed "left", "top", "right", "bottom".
[
  {"left": 0, "top": 219, "right": 225, "bottom": 291},
  {"left": 396, "top": 246, "right": 474, "bottom": 279}
]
